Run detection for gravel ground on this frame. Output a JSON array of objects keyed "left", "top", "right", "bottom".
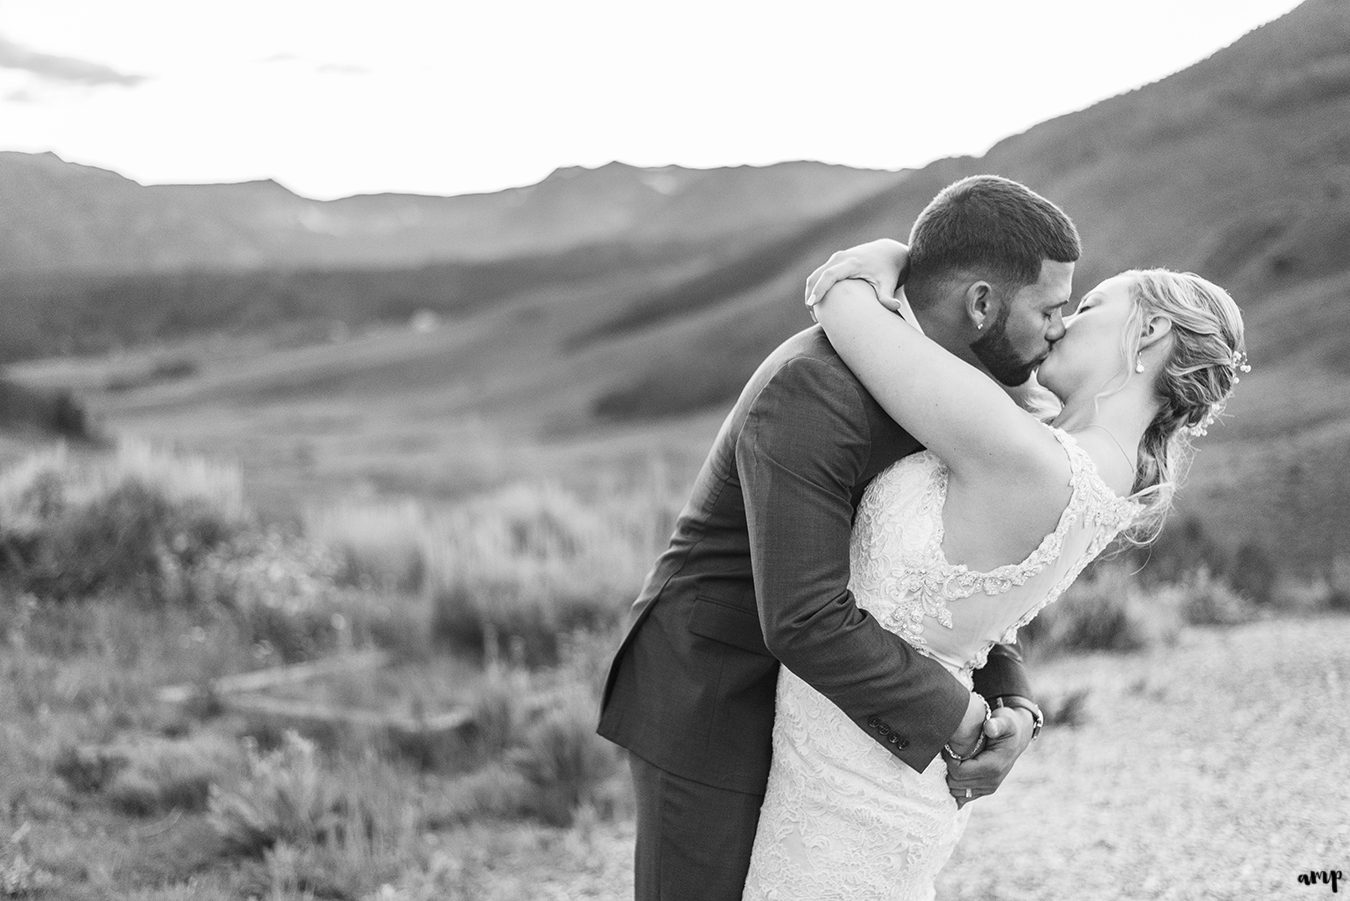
[
  {"left": 936, "top": 614, "right": 1350, "bottom": 900},
  {"left": 446, "top": 614, "right": 1350, "bottom": 900}
]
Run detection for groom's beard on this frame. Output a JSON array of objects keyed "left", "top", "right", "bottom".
[{"left": 970, "top": 302, "right": 1040, "bottom": 387}]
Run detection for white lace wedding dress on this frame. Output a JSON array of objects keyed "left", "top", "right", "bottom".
[{"left": 742, "top": 427, "right": 1140, "bottom": 901}]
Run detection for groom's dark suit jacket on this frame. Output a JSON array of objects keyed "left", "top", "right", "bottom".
[{"left": 598, "top": 326, "right": 1032, "bottom": 794}]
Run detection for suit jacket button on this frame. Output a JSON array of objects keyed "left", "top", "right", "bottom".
[
  {"left": 897, "top": 738, "right": 909, "bottom": 749},
  {"left": 867, "top": 716, "right": 880, "bottom": 727},
  {"left": 877, "top": 724, "right": 890, "bottom": 736},
  {"left": 886, "top": 733, "right": 900, "bottom": 744}
]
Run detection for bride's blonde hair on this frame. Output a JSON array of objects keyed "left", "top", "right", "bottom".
[{"left": 1117, "top": 269, "right": 1247, "bottom": 542}]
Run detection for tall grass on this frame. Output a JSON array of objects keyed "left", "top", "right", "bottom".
[
  {"left": 0, "top": 442, "right": 432, "bottom": 668},
  {"left": 507, "top": 685, "right": 625, "bottom": 826},
  {"left": 0, "top": 440, "right": 683, "bottom": 671},
  {"left": 307, "top": 471, "right": 682, "bottom": 664},
  {"left": 207, "top": 731, "right": 425, "bottom": 895},
  {"left": 305, "top": 499, "right": 428, "bottom": 593},
  {"left": 430, "top": 478, "right": 677, "bottom": 661}
]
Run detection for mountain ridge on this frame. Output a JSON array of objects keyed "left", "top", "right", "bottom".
[{"left": 1, "top": 152, "right": 905, "bottom": 275}]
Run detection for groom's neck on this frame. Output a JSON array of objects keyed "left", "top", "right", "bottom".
[{"left": 910, "top": 303, "right": 981, "bottom": 370}]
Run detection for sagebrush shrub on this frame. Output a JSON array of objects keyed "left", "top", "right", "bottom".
[
  {"left": 0, "top": 444, "right": 243, "bottom": 604},
  {"left": 207, "top": 732, "right": 342, "bottom": 856},
  {"left": 52, "top": 744, "right": 128, "bottom": 794},
  {"left": 1022, "top": 564, "right": 1184, "bottom": 656},
  {"left": 423, "top": 479, "right": 676, "bottom": 663},
  {"left": 507, "top": 687, "right": 622, "bottom": 827},
  {"left": 104, "top": 734, "right": 243, "bottom": 817},
  {"left": 1172, "top": 566, "right": 1257, "bottom": 625}
]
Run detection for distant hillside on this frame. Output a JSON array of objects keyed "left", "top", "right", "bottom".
[
  {"left": 589, "top": 0, "right": 1350, "bottom": 407},
  {"left": 0, "top": 238, "right": 717, "bottom": 362},
  {"left": 0, "top": 153, "right": 904, "bottom": 275},
  {"left": 978, "top": 0, "right": 1350, "bottom": 299}
]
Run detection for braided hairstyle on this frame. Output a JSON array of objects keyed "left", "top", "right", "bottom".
[{"left": 1121, "top": 269, "right": 1247, "bottom": 542}]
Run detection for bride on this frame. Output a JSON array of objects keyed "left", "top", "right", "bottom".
[{"left": 741, "top": 240, "right": 1247, "bottom": 900}]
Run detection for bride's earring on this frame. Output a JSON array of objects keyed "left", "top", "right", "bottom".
[{"left": 1134, "top": 355, "right": 1145, "bottom": 373}]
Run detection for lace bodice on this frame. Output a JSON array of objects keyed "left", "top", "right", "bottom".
[
  {"left": 848, "top": 425, "right": 1141, "bottom": 685},
  {"left": 742, "top": 426, "right": 1140, "bottom": 901}
]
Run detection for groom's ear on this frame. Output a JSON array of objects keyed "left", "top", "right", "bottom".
[{"left": 964, "top": 280, "right": 996, "bottom": 331}]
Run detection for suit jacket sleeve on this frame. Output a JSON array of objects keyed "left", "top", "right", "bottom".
[
  {"left": 736, "top": 356, "right": 970, "bottom": 770},
  {"left": 973, "top": 641, "right": 1034, "bottom": 702}
]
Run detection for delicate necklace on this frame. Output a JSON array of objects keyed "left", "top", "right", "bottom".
[{"left": 1083, "top": 424, "right": 1136, "bottom": 471}]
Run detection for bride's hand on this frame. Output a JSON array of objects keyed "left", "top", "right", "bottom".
[
  {"left": 805, "top": 239, "right": 911, "bottom": 314},
  {"left": 946, "top": 706, "right": 1037, "bottom": 808},
  {"left": 944, "top": 692, "right": 990, "bottom": 759}
]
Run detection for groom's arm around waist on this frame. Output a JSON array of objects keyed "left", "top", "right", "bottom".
[
  {"left": 736, "top": 353, "right": 969, "bottom": 771},
  {"left": 974, "top": 642, "right": 1034, "bottom": 702}
]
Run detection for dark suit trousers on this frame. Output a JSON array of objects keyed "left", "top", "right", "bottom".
[{"left": 629, "top": 753, "right": 764, "bottom": 901}]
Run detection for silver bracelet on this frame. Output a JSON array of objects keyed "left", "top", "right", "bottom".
[{"left": 944, "top": 694, "right": 992, "bottom": 761}]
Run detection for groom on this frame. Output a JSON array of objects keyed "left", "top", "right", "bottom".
[{"left": 598, "top": 174, "right": 1080, "bottom": 900}]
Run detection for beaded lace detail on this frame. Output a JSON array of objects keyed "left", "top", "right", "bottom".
[
  {"left": 847, "top": 426, "right": 1139, "bottom": 680},
  {"left": 743, "top": 426, "right": 1140, "bottom": 900}
]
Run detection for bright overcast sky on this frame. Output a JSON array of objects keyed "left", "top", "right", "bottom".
[{"left": 0, "top": 0, "right": 1305, "bottom": 200}]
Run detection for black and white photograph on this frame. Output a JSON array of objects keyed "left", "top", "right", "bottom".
[{"left": 1, "top": 1, "right": 1347, "bottom": 898}]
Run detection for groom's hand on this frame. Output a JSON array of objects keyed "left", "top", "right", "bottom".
[{"left": 946, "top": 706, "right": 1036, "bottom": 809}]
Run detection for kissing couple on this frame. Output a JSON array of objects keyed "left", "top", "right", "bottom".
[{"left": 597, "top": 175, "right": 1247, "bottom": 900}]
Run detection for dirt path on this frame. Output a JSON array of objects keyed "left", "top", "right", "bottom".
[{"left": 458, "top": 614, "right": 1350, "bottom": 900}]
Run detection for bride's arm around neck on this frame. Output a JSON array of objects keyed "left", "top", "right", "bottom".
[{"left": 812, "top": 280, "right": 1068, "bottom": 496}]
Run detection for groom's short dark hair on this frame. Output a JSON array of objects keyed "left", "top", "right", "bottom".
[{"left": 906, "top": 175, "right": 1080, "bottom": 308}]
